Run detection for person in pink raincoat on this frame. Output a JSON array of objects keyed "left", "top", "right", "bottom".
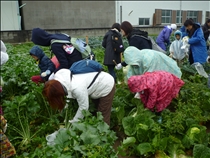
[{"left": 127, "top": 71, "right": 184, "bottom": 112}]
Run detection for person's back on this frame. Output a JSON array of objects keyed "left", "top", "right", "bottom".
[
  {"left": 31, "top": 28, "right": 83, "bottom": 71},
  {"left": 124, "top": 46, "right": 182, "bottom": 79},
  {"left": 127, "top": 29, "right": 152, "bottom": 50},
  {"left": 156, "top": 24, "right": 177, "bottom": 51}
]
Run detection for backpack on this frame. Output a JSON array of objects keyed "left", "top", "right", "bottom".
[
  {"left": 111, "top": 31, "right": 124, "bottom": 53},
  {"left": 50, "top": 35, "right": 94, "bottom": 60},
  {"left": 69, "top": 59, "right": 103, "bottom": 88},
  {"left": 131, "top": 34, "right": 166, "bottom": 54}
]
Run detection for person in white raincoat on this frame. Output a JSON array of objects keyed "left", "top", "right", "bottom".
[
  {"left": 124, "top": 46, "right": 182, "bottom": 80},
  {"left": 169, "top": 30, "right": 187, "bottom": 64}
]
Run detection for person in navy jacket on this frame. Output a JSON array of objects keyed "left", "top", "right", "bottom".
[
  {"left": 31, "top": 28, "right": 83, "bottom": 72},
  {"left": 29, "top": 45, "right": 55, "bottom": 84}
]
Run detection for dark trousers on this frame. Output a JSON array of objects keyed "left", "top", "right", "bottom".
[
  {"left": 91, "top": 84, "right": 116, "bottom": 125},
  {"left": 107, "top": 65, "right": 117, "bottom": 83}
]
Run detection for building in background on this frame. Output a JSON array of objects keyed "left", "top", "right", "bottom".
[
  {"left": 115, "top": 1, "right": 210, "bottom": 26},
  {"left": 1, "top": 1, "right": 210, "bottom": 31},
  {"left": 1, "top": 1, "right": 21, "bottom": 31}
]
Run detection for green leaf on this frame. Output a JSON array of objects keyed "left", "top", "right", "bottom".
[
  {"left": 123, "top": 137, "right": 136, "bottom": 146},
  {"left": 193, "top": 144, "right": 210, "bottom": 158},
  {"left": 80, "top": 130, "right": 100, "bottom": 145},
  {"left": 122, "top": 116, "right": 136, "bottom": 136},
  {"left": 136, "top": 142, "right": 154, "bottom": 155}
]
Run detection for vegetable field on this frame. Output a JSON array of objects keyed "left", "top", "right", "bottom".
[{"left": 1, "top": 36, "right": 210, "bottom": 158}]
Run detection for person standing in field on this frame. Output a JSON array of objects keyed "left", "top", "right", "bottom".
[
  {"left": 169, "top": 30, "right": 187, "bottom": 66},
  {"left": 202, "top": 18, "right": 210, "bottom": 51},
  {"left": 156, "top": 23, "right": 177, "bottom": 51},
  {"left": 184, "top": 19, "right": 208, "bottom": 64},
  {"left": 102, "top": 23, "right": 124, "bottom": 83}
]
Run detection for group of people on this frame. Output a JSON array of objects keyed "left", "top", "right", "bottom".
[{"left": 1, "top": 18, "right": 210, "bottom": 157}]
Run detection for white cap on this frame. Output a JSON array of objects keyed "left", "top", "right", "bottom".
[{"left": 170, "top": 24, "right": 177, "bottom": 30}]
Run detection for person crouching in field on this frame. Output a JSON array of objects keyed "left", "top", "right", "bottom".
[
  {"left": 29, "top": 45, "right": 56, "bottom": 84},
  {"left": 42, "top": 69, "right": 115, "bottom": 126},
  {"left": 169, "top": 30, "right": 187, "bottom": 66},
  {"left": 128, "top": 71, "right": 184, "bottom": 122},
  {"left": 0, "top": 40, "right": 16, "bottom": 158},
  {"left": 122, "top": 46, "right": 182, "bottom": 81}
]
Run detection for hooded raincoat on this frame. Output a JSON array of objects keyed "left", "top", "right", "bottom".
[
  {"left": 31, "top": 28, "right": 82, "bottom": 71},
  {"left": 124, "top": 46, "right": 182, "bottom": 79},
  {"left": 169, "top": 30, "right": 186, "bottom": 60},
  {"left": 30, "top": 46, "right": 55, "bottom": 81},
  {"left": 128, "top": 71, "right": 184, "bottom": 112}
]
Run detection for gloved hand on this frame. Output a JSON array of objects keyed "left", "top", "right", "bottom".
[
  {"left": 182, "top": 36, "right": 189, "bottom": 43},
  {"left": 115, "top": 63, "right": 123, "bottom": 70},
  {"left": 169, "top": 53, "right": 173, "bottom": 58},
  {"left": 3, "top": 123, "right": 7, "bottom": 133},
  {"left": 41, "top": 70, "right": 51, "bottom": 77},
  {"left": 207, "top": 56, "right": 210, "bottom": 63}
]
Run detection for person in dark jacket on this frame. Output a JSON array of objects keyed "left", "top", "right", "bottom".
[
  {"left": 202, "top": 19, "right": 210, "bottom": 50},
  {"left": 102, "top": 23, "right": 124, "bottom": 83},
  {"left": 184, "top": 19, "right": 208, "bottom": 64},
  {"left": 120, "top": 21, "right": 152, "bottom": 50},
  {"left": 115, "top": 21, "right": 152, "bottom": 70},
  {"left": 31, "top": 28, "right": 83, "bottom": 72},
  {"left": 29, "top": 45, "right": 55, "bottom": 84}
]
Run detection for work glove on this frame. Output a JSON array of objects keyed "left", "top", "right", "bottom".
[
  {"left": 182, "top": 36, "right": 189, "bottom": 43},
  {"left": 115, "top": 63, "right": 123, "bottom": 70},
  {"left": 41, "top": 70, "right": 51, "bottom": 77},
  {"left": 3, "top": 123, "right": 7, "bottom": 133},
  {"left": 169, "top": 53, "right": 173, "bottom": 58}
]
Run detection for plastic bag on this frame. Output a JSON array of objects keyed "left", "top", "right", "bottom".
[
  {"left": 46, "top": 128, "right": 66, "bottom": 146},
  {"left": 192, "top": 62, "right": 208, "bottom": 78}
]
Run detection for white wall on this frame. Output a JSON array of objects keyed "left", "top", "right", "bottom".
[
  {"left": 116, "top": 1, "right": 210, "bottom": 26},
  {"left": 1, "top": 1, "right": 20, "bottom": 31}
]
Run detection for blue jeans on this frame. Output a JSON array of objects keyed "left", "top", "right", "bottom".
[{"left": 107, "top": 65, "right": 116, "bottom": 83}]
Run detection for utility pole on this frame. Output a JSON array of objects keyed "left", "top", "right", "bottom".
[{"left": 179, "top": 0, "right": 182, "bottom": 25}]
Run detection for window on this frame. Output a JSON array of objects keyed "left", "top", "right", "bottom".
[
  {"left": 187, "top": 11, "right": 198, "bottom": 22},
  {"left": 139, "top": 18, "right": 149, "bottom": 25},
  {"left": 206, "top": 11, "right": 210, "bottom": 21},
  {"left": 176, "top": 10, "right": 182, "bottom": 24},
  {"left": 161, "top": 10, "right": 171, "bottom": 24}
]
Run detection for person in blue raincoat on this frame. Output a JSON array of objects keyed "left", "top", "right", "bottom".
[
  {"left": 123, "top": 46, "right": 182, "bottom": 80},
  {"left": 156, "top": 24, "right": 177, "bottom": 51},
  {"left": 184, "top": 19, "right": 208, "bottom": 64}
]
